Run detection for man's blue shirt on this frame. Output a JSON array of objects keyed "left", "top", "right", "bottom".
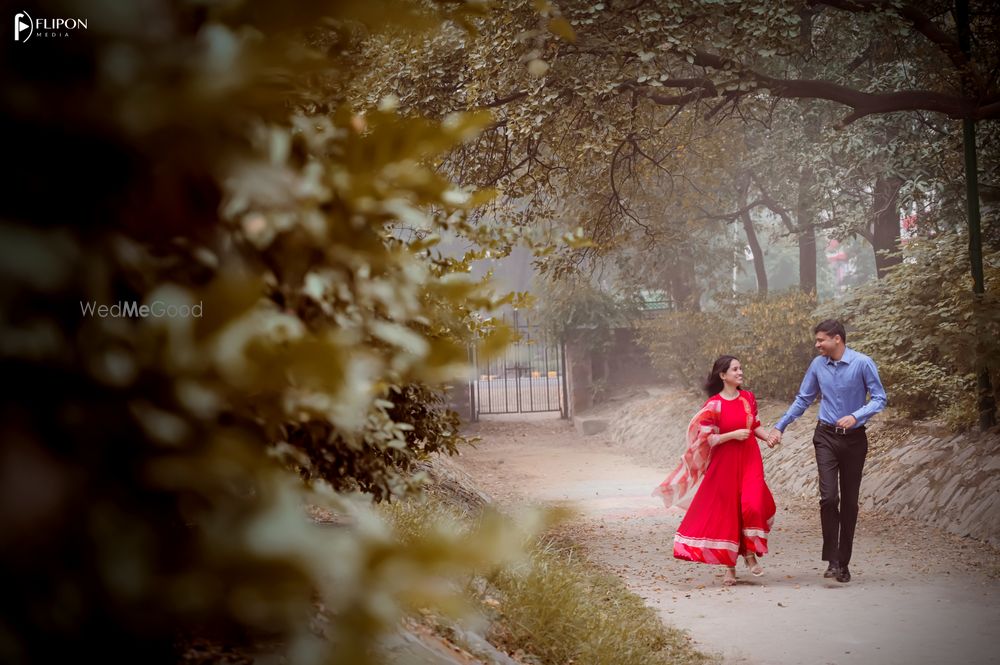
[{"left": 775, "top": 347, "right": 887, "bottom": 432}]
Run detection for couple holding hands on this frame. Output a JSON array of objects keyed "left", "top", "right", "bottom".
[{"left": 654, "top": 319, "right": 887, "bottom": 586}]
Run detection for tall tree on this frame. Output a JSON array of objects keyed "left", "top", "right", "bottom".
[
  {"left": 623, "top": 0, "right": 998, "bottom": 423},
  {"left": 357, "top": 0, "right": 998, "bottom": 423}
]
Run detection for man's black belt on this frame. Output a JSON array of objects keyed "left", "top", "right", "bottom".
[{"left": 816, "top": 421, "right": 866, "bottom": 436}]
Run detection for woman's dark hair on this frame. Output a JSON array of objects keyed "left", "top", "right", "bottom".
[
  {"left": 814, "top": 319, "right": 847, "bottom": 343},
  {"left": 704, "top": 355, "right": 739, "bottom": 396}
]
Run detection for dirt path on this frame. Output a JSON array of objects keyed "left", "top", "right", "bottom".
[{"left": 453, "top": 417, "right": 1000, "bottom": 665}]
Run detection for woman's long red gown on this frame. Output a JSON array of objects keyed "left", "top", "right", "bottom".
[{"left": 673, "top": 390, "right": 776, "bottom": 567}]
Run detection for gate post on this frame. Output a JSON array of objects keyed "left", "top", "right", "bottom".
[
  {"left": 441, "top": 348, "right": 473, "bottom": 423},
  {"left": 448, "top": 379, "right": 475, "bottom": 423},
  {"left": 560, "top": 339, "right": 569, "bottom": 419},
  {"left": 563, "top": 330, "right": 593, "bottom": 418}
]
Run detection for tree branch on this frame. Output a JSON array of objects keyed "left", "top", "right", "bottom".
[
  {"left": 977, "top": 99, "right": 1000, "bottom": 120},
  {"left": 845, "top": 42, "right": 874, "bottom": 74},
  {"left": 484, "top": 91, "right": 529, "bottom": 108},
  {"left": 645, "top": 48, "right": 992, "bottom": 123},
  {"left": 645, "top": 90, "right": 704, "bottom": 106},
  {"left": 697, "top": 198, "right": 768, "bottom": 222},
  {"left": 811, "top": 0, "right": 971, "bottom": 74},
  {"left": 752, "top": 179, "right": 799, "bottom": 233}
]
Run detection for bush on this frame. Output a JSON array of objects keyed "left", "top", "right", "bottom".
[
  {"left": 639, "top": 229, "right": 1000, "bottom": 431},
  {"left": 638, "top": 311, "right": 735, "bottom": 390},
  {"left": 487, "top": 534, "right": 710, "bottom": 665},
  {"left": 383, "top": 498, "right": 709, "bottom": 665},
  {"left": 533, "top": 275, "right": 640, "bottom": 353},
  {"left": 283, "top": 382, "right": 466, "bottom": 502},
  {"left": 639, "top": 290, "right": 816, "bottom": 401},
  {"left": 0, "top": 2, "right": 532, "bottom": 663},
  {"left": 736, "top": 290, "right": 818, "bottom": 401},
  {"left": 832, "top": 230, "right": 1000, "bottom": 429}
]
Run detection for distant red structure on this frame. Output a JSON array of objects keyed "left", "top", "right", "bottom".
[
  {"left": 825, "top": 238, "right": 850, "bottom": 291},
  {"left": 901, "top": 214, "right": 918, "bottom": 244}
]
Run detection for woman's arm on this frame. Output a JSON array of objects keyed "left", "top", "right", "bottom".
[
  {"left": 717, "top": 428, "right": 751, "bottom": 443},
  {"left": 753, "top": 426, "right": 769, "bottom": 441}
]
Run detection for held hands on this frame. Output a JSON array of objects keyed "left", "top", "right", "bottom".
[
  {"left": 766, "top": 428, "right": 783, "bottom": 449},
  {"left": 836, "top": 415, "right": 858, "bottom": 429}
]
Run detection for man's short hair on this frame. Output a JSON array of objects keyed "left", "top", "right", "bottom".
[{"left": 814, "top": 319, "right": 847, "bottom": 344}]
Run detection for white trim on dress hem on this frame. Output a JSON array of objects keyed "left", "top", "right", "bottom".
[{"left": 674, "top": 533, "right": 740, "bottom": 552}]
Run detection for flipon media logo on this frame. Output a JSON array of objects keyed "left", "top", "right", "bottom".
[
  {"left": 14, "top": 10, "right": 88, "bottom": 42},
  {"left": 14, "top": 11, "right": 31, "bottom": 41}
]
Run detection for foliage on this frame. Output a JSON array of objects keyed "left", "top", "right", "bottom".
[
  {"left": 831, "top": 230, "right": 1000, "bottom": 428},
  {"left": 641, "top": 225, "right": 1000, "bottom": 429},
  {"left": 0, "top": 1, "right": 544, "bottom": 663},
  {"left": 352, "top": 0, "right": 743, "bottom": 289},
  {"left": 487, "top": 535, "right": 711, "bottom": 665},
  {"left": 639, "top": 311, "right": 735, "bottom": 391},
  {"left": 283, "top": 383, "right": 465, "bottom": 501},
  {"left": 532, "top": 272, "right": 640, "bottom": 352},
  {"left": 639, "top": 290, "right": 816, "bottom": 401},
  {"left": 736, "top": 290, "right": 819, "bottom": 401},
  {"left": 355, "top": 0, "right": 999, "bottom": 318},
  {"left": 382, "top": 496, "right": 709, "bottom": 665}
]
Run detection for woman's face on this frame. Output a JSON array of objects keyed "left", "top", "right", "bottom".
[{"left": 720, "top": 359, "right": 743, "bottom": 387}]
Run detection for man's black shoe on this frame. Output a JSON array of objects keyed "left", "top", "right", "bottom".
[
  {"left": 836, "top": 565, "right": 851, "bottom": 583},
  {"left": 823, "top": 562, "right": 840, "bottom": 578}
]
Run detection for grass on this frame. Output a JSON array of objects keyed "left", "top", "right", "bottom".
[
  {"left": 486, "top": 533, "right": 712, "bottom": 665},
  {"left": 382, "top": 497, "right": 713, "bottom": 665}
]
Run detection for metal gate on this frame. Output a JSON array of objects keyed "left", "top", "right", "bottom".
[{"left": 470, "top": 311, "right": 567, "bottom": 419}]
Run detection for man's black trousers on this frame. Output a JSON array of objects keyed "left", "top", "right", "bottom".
[{"left": 813, "top": 423, "right": 868, "bottom": 566}]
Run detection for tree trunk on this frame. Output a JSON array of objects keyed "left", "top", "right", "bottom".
[
  {"left": 738, "top": 183, "right": 768, "bottom": 295},
  {"left": 962, "top": 117, "right": 995, "bottom": 429},
  {"left": 872, "top": 175, "right": 904, "bottom": 279},
  {"left": 957, "top": 0, "right": 996, "bottom": 429},
  {"left": 669, "top": 252, "right": 701, "bottom": 312},
  {"left": 796, "top": 169, "right": 818, "bottom": 295}
]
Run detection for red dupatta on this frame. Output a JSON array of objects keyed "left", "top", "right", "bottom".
[{"left": 652, "top": 397, "right": 723, "bottom": 510}]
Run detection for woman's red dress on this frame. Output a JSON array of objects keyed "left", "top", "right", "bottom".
[{"left": 656, "top": 390, "right": 776, "bottom": 567}]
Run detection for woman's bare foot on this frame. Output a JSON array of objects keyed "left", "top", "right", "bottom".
[
  {"left": 723, "top": 566, "right": 737, "bottom": 586},
  {"left": 744, "top": 553, "right": 764, "bottom": 577}
]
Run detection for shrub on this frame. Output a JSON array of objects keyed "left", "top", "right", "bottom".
[
  {"left": 487, "top": 535, "right": 710, "bottom": 665},
  {"left": 640, "top": 228, "right": 1000, "bottom": 432},
  {"left": 384, "top": 498, "right": 709, "bottom": 665},
  {"left": 638, "top": 311, "right": 735, "bottom": 390},
  {"left": 0, "top": 3, "right": 533, "bottom": 663},
  {"left": 832, "top": 230, "right": 1000, "bottom": 429},
  {"left": 533, "top": 275, "right": 640, "bottom": 353},
  {"left": 736, "top": 290, "right": 818, "bottom": 401},
  {"left": 639, "top": 290, "right": 816, "bottom": 401}
]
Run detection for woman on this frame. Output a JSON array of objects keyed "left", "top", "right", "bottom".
[{"left": 653, "top": 355, "right": 776, "bottom": 586}]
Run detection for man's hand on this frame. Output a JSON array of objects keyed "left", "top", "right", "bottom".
[
  {"left": 836, "top": 415, "right": 858, "bottom": 429},
  {"left": 766, "top": 428, "right": 782, "bottom": 449}
]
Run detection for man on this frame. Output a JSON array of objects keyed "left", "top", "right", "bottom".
[{"left": 768, "top": 319, "right": 887, "bottom": 584}]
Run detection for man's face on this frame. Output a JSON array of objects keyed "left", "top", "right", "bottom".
[{"left": 815, "top": 331, "right": 841, "bottom": 357}]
